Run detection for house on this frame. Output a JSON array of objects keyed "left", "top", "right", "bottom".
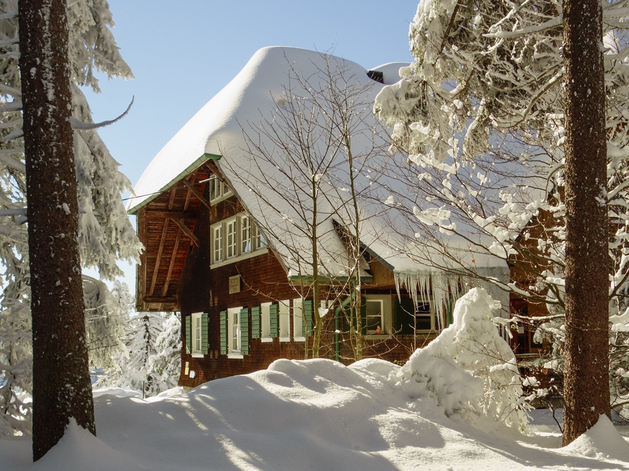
[{"left": 127, "top": 47, "right": 509, "bottom": 388}]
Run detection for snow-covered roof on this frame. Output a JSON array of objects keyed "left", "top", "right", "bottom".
[{"left": 128, "top": 46, "right": 508, "bottom": 283}]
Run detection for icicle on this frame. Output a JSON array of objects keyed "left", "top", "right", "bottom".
[{"left": 394, "top": 270, "right": 464, "bottom": 331}]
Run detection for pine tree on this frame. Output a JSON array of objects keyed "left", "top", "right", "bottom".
[
  {"left": 19, "top": 0, "right": 95, "bottom": 459},
  {"left": 0, "top": 0, "right": 141, "bottom": 456}
]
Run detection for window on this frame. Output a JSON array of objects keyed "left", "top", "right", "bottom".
[
  {"left": 415, "top": 303, "right": 434, "bottom": 331},
  {"left": 213, "top": 225, "right": 223, "bottom": 262},
  {"left": 261, "top": 302, "right": 272, "bottom": 341},
  {"left": 211, "top": 213, "right": 269, "bottom": 265},
  {"left": 293, "top": 298, "right": 304, "bottom": 341},
  {"left": 279, "top": 300, "right": 290, "bottom": 341},
  {"left": 220, "top": 307, "right": 249, "bottom": 358},
  {"left": 394, "top": 297, "right": 434, "bottom": 334},
  {"left": 209, "top": 175, "right": 233, "bottom": 203},
  {"left": 365, "top": 298, "right": 384, "bottom": 335},
  {"left": 229, "top": 308, "right": 240, "bottom": 351},
  {"left": 241, "top": 215, "right": 252, "bottom": 254},
  {"left": 187, "top": 312, "right": 208, "bottom": 358},
  {"left": 363, "top": 295, "right": 392, "bottom": 336}
]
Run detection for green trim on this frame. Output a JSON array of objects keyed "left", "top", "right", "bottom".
[{"left": 127, "top": 153, "right": 222, "bottom": 215}]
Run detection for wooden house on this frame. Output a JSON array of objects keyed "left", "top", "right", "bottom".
[{"left": 127, "top": 47, "right": 509, "bottom": 388}]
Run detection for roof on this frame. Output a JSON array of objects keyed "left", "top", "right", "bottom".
[{"left": 129, "top": 46, "right": 508, "bottom": 284}]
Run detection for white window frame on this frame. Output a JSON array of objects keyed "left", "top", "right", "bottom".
[
  {"left": 279, "top": 299, "right": 290, "bottom": 341},
  {"left": 209, "top": 175, "right": 233, "bottom": 204},
  {"left": 261, "top": 302, "right": 272, "bottom": 342},
  {"left": 293, "top": 298, "right": 305, "bottom": 341},
  {"left": 227, "top": 307, "right": 243, "bottom": 358},
  {"left": 364, "top": 295, "right": 392, "bottom": 337},
  {"left": 191, "top": 312, "right": 204, "bottom": 357}
]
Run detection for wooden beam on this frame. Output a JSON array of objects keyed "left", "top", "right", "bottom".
[
  {"left": 161, "top": 228, "right": 182, "bottom": 297},
  {"left": 171, "top": 217, "right": 200, "bottom": 247},
  {"left": 143, "top": 210, "right": 197, "bottom": 219},
  {"left": 168, "top": 184, "right": 177, "bottom": 210},
  {"left": 149, "top": 219, "right": 169, "bottom": 296},
  {"left": 183, "top": 179, "right": 211, "bottom": 209}
]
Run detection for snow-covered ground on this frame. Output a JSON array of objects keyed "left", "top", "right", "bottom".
[{"left": 0, "top": 357, "right": 628, "bottom": 471}]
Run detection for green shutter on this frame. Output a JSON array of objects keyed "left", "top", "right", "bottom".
[
  {"left": 360, "top": 297, "right": 367, "bottom": 336},
  {"left": 240, "top": 308, "right": 249, "bottom": 355},
  {"left": 185, "top": 315, "right": 192, "bottom": 354},
  {"left": 304, "top": 299, "right": 313, "bottom": 336},
  {"left": 220, "top": 310, "right": 227, "bottom": 355},
  {"left": 251, "top": 306, "right": 261, "bottom": 339},
  {"left": 269, "top": 303, "right": 279, "bottom": 338},
  {"left": 201, "top": 313, "right": 209, "bottom": 353}
]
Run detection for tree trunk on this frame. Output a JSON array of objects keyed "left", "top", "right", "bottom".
[
  {"left": 562, "top": 0, "right": 610, "bottom": 446},
  {"left": 19, "top": 0, "right": 96, "bottom": 460}
]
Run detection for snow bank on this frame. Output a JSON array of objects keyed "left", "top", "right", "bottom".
[
  {"left": 1, "top": 357, "right": 628, "bottom": 470},
  {"left": 563, "top": 415, "right": 629, "bottom": 462}
]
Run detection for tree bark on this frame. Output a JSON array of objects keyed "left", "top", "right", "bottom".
[
  {"left": 562, "top": 0, "right": 610, "bottom": 446},
  {"left": 19, "top": 0, "right": 96, "bottom": 460}
]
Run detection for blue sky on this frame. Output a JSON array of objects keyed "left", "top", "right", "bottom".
[{"left": 86, "top": 1, "right": 418, "bottom": 292}]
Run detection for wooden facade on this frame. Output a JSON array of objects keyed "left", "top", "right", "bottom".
[{"left": 134, "top": 164, "right": 443, "bottom": 388}]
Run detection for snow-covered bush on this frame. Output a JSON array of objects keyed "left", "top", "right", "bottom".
[{"left": 392, "top": 288, "right": 529, "bottom": 429}]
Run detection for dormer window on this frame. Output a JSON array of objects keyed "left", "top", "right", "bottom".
[{"left": 209, "top": 175, "right": 233, "bottom": 203}]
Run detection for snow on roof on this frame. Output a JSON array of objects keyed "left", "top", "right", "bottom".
[{"left": 128, "top": 46, "right": 507, "bottom": 279}]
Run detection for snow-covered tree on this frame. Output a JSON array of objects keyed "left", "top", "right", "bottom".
[
  {"left": 375, "top": 0, "right": 625, "bottom": 443},
  {"left": 95, "top": 312, "right": 181, "bottom": 398},
  {"left": 0, "top": 0, "right": 142, "bottom": 452},
  {"left": 84, "top": 279, "right": 133, "bottom": 373},
  {"left": 393, "top": 288, "right": 528, "bottom": 430}
]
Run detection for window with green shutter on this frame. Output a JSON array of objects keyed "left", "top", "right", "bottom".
[
  {"left": 185, "top": 315, "right": 192, "bottom": 354},
  {"left": 201, "top": 313, "right": 209, "bottom": 352},
  {"left": 240, "top": 307, "right": 249, "bottom": 355},
  {"left": 304, "top": 299, "right": 313, "bottom": 336},
  {"left": 269, "top": 303, "right": 279, "bottom": 338},
  {"left": 251, "top": 306, "right": 261, "bottom": 339},
  {"left": 220, "top": 310, "right": 227, "bottom": 355}
]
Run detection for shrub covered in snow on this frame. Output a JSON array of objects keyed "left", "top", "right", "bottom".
[{"left": 391, "top": 288, "right": 529, "bottom": 429}]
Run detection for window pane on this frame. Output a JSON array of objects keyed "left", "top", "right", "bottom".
[
  {"left": 227, "top": 220, "right": 237, "bottom": 258},
  {"left": 213, "top": 226, "right": 223, "bottom": 262},
  {"left": 279, "top": 300, "right": 290, "bottom": 339},
  {"left": 241, "top": 216, "right": 252, "bottom": 253},
  {"left": 261, "top": 303, "right": 271, "bottom": 338},
  {"left": 366, "top": 299, "right": 383, "bottom": 334}
]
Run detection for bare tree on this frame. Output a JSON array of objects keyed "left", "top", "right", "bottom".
[{"left": 220, "top": 52, "right": 389, "bottom": 360}]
